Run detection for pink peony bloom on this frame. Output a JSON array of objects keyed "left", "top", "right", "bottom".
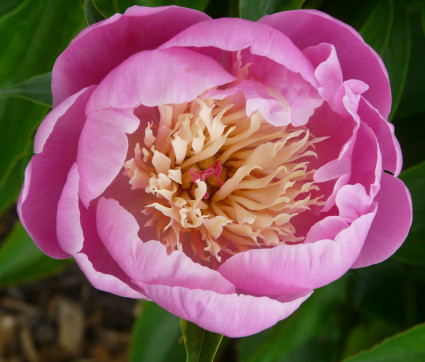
[{"left": 18, "top": 6, "right": 412, "bottom": 337}]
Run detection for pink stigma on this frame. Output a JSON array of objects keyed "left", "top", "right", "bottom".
[{"left": 189, "top": 160, "right": 225, "bottom": 199}]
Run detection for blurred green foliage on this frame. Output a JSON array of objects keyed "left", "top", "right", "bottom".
[{"left": 1, "top": 0, "right": 425, "bottom": 361}]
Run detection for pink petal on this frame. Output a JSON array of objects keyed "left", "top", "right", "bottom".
[
  {"left": 218, "top": 210, "right": 376, "bottom": 296},
  {"left": 307, "top": 102, "right": 356, "bottom": 170},
  {"left": 352, "top": 173, "right": 412, "bottom": 268},
  {"left": 335, "top": 184, "right": 373, "bottom": 222},
  {"left": 350, "top": 123, "right": 382, "bottom": 197},
  {"left": 77, "top": 108, "right": 139, "bottom": 207},
  {"left": 74, "top": 253, "right": 148, "bottom": 299},
  {"left": 358, "top": 98, "right": 402, "bottom": 175},
  {"left": 79, "top": 200, "right": 147, "bottom": 298},
  {"left": 96, "top": 197, "right": 235, "bottom": 294},
  {"left": 304, "top": 216, "right": 348, "bottom": 243},
  {"left": 86, "top": 47, "right": 235, "bottom": 112},
  {"left": 303, "top": 43, "right": 343, "bottom": 107},
  {"left": 244, "top": 53, "right": 323, "bottom": 126},
  {"left": 313, "top": 81, "right": 365, "bottom": 184},
  {"left": 206, "top": 80, "right": 293, "bottom": 126},
  {"left": 56, "top": 163, "right": 83, "bottom": 254},
  {"left": 140, "top": 283, "right": 312, "bottom": 337},
  {"left": 34, "top": 86, "right": 94, "bottom": 153},
  {"left": 161, "top": 17, "right": 318, "bottom": 87},
  {"left": 314, "top": 157, "right": 351, "bottom": 183},
  {"left": 17, "top": 87, "right": 94, "bottom": 259},
  {"left": 101, "top": 173, "right": 156, "bottom": 241},
  {"left": 55, "top": 165, "right": 145, "bottom": 298},
  {"left": 260, "top": 10, "right": 391, "bottom": 119},
  {"left": 333, "top": 79, "right": 369, "bottom": 118},
  {"left": 52, "top": 6, "right": 210, "bottom": 106}
]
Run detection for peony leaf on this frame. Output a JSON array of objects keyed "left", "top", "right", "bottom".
[
  {"left": 0, "top": 0, "right": 84, "bottom": 214},
  {"left": 393, "top": 3, "right": 425, "bottom": 120},
  {"left": 239, "top": 277, "right": 348, "bottom": 362},
  {"left": 130, "top": 301, "right": 186, "bottom": 362},
  {"left": 344, "top": 322, "right": 425, "bottom": 361},
  {"left": 84, "top": 0, "right": 106, "bottom": 25},
  {"left": 0, "top": 222, "right": 70, "bottom": 286},
  {"left": 181, "top": 319, "right": 224, "bottom": 362},
  {"left": 0, "top": 72, "right": 52, "bottom": 106},
  {"left": 134, "top": 0, "right": 211, "bottom": 12},
  {"left": 239, "top": 0, "right": 305, "bottom": 21},
  {"left": 392, "top": 161, "right": 425, "bottom": 265},
  {"left": 0, "top": 142, "right": 32, "bottom": 215},
  {"left": 0, "top": 0, "right": 23, "bottom": 18},
  {"left": 360, "top": 0, "right": 411, "bottom": 120}
]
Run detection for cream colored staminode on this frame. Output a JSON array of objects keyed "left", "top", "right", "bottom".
[{"left": 124, "top": 97, "right": 324, "bottom": 262}]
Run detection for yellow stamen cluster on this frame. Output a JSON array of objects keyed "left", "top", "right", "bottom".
[{"left": 124, "top": 98, "right": 324, "bottom": 262}]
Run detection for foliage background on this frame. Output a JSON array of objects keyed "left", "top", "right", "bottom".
[{"left": 1, "top": 0, "right": 425, "bottom": 360}]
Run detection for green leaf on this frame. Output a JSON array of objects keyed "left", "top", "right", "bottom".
[
  {"left": 0, "top": 72, "right": 52, "bottom": 106},
  {"left": 0, "top": 141, "right": 32, "bottom": 215},
  {"left": 344, "top": 322, "right": 425, "bottom": 361},
  {"left": 392, "top": 161, "right": 425, "bottom": 265},
  {"left": 0, "top": 0, "right": 24, "bottom": 18},
  {"left": 91, "top": 0, "right": 212, "bottom": 15},
  {"left": 393, "top": 4, "right": 425, "bottom": 120},
  {"left": 360, "top": 0, "right": 411, "bottom": 119},
  {"left": 0, "top": 97, "right": 47, "bottom": 189},
  {"left": 133, "top": 0, "right": 211, "bottom": 12},
  {"left": 342, "top": 319, "right": 399, "bottom": 358},
  {"left": 240, "top": 0, "right": 305, "bottom": 21},
  {"left": 349, "top": 260, "right": 422, "bottom": 328},
  {"left": 84, "top": 0, "right": 106, "bottom": 25},
  {"left": 0, "top": 0, "right": 84, "bottom": 211},
  {"left": 130, "top": 301, "right": 186, "bottom": 362},
  {"left": 308, "top": 0, "right": 377, "bottom": 31},
  {"left": 0, "top": 222, "right": 70, "bottom": 286},
  {"left": 239, "top": 277, "right": 349, "bottom": 362},
  {"left": 0, "top": 0, "right": 84, "bottom": 86},
  {"left": 180, "top": 319, "right": 223, "bottom": 362}
]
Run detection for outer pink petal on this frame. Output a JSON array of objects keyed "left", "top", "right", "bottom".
[
  {"left": 77, "top": 108, "right": 139, "bottom": 207},
  {"left": 218, "top": 210, "right": 376, "bottom": 296},
  {"left": 140, "top": 283, "right": 312, "bottom": 337},
  {"left": 17, "top": 87, "right": 94, "bottom": 259},
  {"left": 34, "top": 87, "right": 94, "bottom": 153},
  {"left": 52, "top": 6, "right": 210, "bottom": 106},
  {"left": 76, "top": 199, "right": 147, "bottom": 298},
  {"left": 161, "top": 17, "right": 318, "bottom": 87},
  {"left": 56, "top": 164, "right": 145, "bottom": 298},
  {"left": 352, "top": 173, "right": 412, "bottom": 268},
  {"left": 86, "top": 47, "right": 235, "bottom": 112},
  {"left": 96, "top": 198, "right": 235, "bottom": 294},
  {"left": 260, "top": 10, "right": 391, "bottom": 118},
  {"left": 74, "top": 253, "right": 148, "bottom": 299}
]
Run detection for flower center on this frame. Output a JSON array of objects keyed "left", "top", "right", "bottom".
[
  {"left": 124, "top": 98, "right": 324, "bottom": 262},
  {"left": 189, "top": 160, "right": 225, "bottom": 199}
]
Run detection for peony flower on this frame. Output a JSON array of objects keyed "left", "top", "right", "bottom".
[{"left": 18, "top": 6, "right": 412, "bottom": 337}]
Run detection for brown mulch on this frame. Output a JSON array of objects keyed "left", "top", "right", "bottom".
[
  {"left": 0, "top": 262, "right": 138, "bottom": 362},
  {"left": 0, "top": 205, "right": 138, "bottom": 361}
]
